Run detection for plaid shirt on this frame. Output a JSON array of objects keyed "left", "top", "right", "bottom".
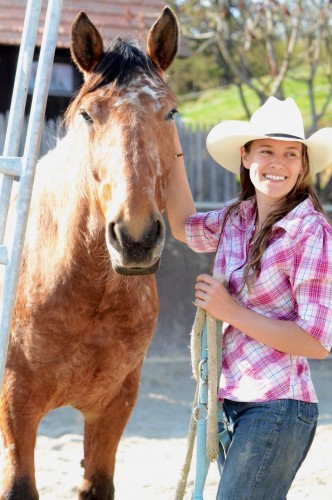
[{"left": 186, "top": 197, "right": 332, "bottom": 402}]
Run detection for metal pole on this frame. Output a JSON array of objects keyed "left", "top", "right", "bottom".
[
  {"left": 0, "top": 0, "right": 43, "bottom": 242},
  {"left": 0, "top": 0, "right": 63, "bottom": 386},
  {"left": 192, "top": 322, "right": 211, "bottom": 499}
]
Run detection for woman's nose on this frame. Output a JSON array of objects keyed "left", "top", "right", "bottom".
[{"left": 270, "top": 154, "right": 284, "bottom": 167}]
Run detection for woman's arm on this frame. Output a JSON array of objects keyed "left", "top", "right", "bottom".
[
  {"left": 166, "top": 125, "right": 196, "bottom": 243},
  {"left": 195, "top": 274, "right": 329, "bottom": 359}
]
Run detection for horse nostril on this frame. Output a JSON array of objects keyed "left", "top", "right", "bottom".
[
  {"left": 154, "top": 219, "right": 162, "bottom": 241},
  {"left": 144, "top": 218, "right": 164, "bottom": 249},
  {"left": 108, "top": 222, "right": 117, "bottom": 244}
]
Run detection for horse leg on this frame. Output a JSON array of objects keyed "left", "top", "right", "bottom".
[
  {"left": 0, "top": 375, "right": 42, "bottom": 500},
  {"left": 78, "top": 365, "right": 143, "bottom": 500}
]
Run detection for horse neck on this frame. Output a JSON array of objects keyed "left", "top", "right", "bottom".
[{"left": 27, "top": 134, "right": 109, "bottom": 291}]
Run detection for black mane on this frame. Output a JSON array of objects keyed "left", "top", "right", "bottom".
[{"left": 94, "top": 37, "right": 160, "bottom": 88}]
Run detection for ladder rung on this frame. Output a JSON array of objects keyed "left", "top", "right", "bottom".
[
  {"left": 0, "top": 157, "right": 23, "bottom": 177},
  {"left": 0, "top": 245, "right": 8, "bottom": 265}
]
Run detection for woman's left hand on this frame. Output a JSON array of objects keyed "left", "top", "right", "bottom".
[
  {"left": 195, "top": 275, "right": 329, "bottom": 359},
  {"left": 194, "top": 273, "right": 238, "bottom": 322}
]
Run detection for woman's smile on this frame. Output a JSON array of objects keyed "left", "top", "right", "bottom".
[{"left": 263, "top": 173, "right": 287, "bottom": 182}]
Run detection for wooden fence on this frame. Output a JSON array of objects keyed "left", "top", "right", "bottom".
[
  {"left": 0, "top": 113, "right": 238, "bottom": 204},
  {"left": 177, "top": 120, "right": 238, "bottom": 204}
]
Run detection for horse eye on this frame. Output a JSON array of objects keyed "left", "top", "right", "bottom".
[
  {"left": 79, "top": 109, "right": 94, "bottom": 124},
  {"left": 165, "top": 108, "right": 178, "bottom": 121}
]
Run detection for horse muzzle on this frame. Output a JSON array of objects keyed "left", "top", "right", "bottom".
[
  {"left": 112, "top": 259, "right": 161, "bottom": 276},
  {"left": 106, "top": 218, "right": 165, "bottom": 275}
]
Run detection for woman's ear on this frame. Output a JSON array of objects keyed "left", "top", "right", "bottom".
[{"left": 240, "top": 146, "right": 250, "bottom": 169}]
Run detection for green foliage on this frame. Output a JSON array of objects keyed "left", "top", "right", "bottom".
[
  {"left": 176, "top": 71, "right": 332, "bottom": 130},
  {"left": 169, "top": 0, "right": 332, "bottom": 133},
  {"left": 167, "top": 52, "right": 223, "bottom": 95},
  {"left": 176, "top": 86, "right": 257, "bottom": 126}
]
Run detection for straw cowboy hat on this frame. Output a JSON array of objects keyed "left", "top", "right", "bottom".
[{"left": 206, "top": 96, "right": 332, "bottom": 175}]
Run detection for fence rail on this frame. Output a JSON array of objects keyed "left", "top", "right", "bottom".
[
  {"left": 0, "top": 113, "right": 238, "bottom": 203},
  {"left": 0, "top": 112, "right": 66, "bottom": 159}
]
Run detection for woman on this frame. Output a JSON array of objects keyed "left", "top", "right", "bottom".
[{"left": 167, "top": 97, "right": 332, "bottom": 499}]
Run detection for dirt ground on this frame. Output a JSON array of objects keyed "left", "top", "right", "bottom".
[{"left": 34, "top": 356, "right": 332, "bottom": 499}]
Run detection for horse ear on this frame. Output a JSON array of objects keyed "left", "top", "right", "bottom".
[
  {"left": 146, "top": 7, "right": 179, "bottom": 72},
  {"left": 70, "top": 12, "right": 104, "bottom": 76}
]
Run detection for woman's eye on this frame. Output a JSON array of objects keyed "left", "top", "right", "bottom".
[
  {"left": 165, "top": 108, "right": 178, "bottom": 121},
  {"left": 79, "top": 109, "right": 94, "bottom": 124}
]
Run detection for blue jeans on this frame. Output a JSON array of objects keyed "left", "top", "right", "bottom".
[{"left": 216, "top": 399, "right": 318, "bottom": 500}]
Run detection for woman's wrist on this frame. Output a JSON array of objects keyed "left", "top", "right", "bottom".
[{"left": 224, "top": 297, "right": 243, "bottom": 325}]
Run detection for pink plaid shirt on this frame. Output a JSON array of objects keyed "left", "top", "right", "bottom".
[{"left": 186, "top": 197, "right": 332, "bottom": 403}]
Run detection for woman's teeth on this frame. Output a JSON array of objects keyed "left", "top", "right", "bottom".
[{"left": 264, "top": 174, "right": 286, "bottom": 181}]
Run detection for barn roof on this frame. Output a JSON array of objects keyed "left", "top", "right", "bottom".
[{"left": 0, "top": 0, "right": 167, "bottom": 48}]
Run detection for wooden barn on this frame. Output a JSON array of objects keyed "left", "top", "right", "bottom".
[{"left": 0, "top": 0, "right": 166, "bottom": 119}]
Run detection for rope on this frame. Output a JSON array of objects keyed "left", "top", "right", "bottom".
[
  {"left": 206, "top": 312, "right": 219, "bottom": 461},
  {"left": 175, "top": 306, "right": 220, "bottom": 499},
  {"left": 174, "top": 382, "right": 199, "bottom": 499}
]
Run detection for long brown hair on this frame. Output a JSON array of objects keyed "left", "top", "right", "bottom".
[{"left": 221, "top": 141, "right": 327, "bottom": 287}]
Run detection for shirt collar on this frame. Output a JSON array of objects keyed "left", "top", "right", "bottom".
[
  {"left": 274, "top": 197, "right": 317, "bottom": 238},
  {"left": 231, "top": 197, "right": 257, "bottom": 230},
  {"left": 232, "top": 196, "right": 317, "bottom": 238}
]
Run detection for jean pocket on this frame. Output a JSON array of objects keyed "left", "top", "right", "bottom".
[{"left": 297, "top": 401, "right": 319, "bottom": 424}]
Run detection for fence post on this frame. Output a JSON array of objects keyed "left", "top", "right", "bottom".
[{"left": 0, "top": 0, "right": 63, "bottom": 387}]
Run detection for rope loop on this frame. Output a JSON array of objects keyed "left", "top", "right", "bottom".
[
  {"left": 175, "top": 307, "right": 221, "bottom": 498},
  {"left": 175, "top": 274, "right": 226, "bottom": 499}
]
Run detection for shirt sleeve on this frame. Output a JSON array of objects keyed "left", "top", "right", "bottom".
[
  {"left": 185, "top": 209, "right": 225, "bottom": 253},
  {"left": 291, "top": 223, "right": 332, "bottom": 351}
]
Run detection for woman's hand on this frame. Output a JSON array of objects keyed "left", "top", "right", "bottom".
[
  {"left": 194, "top": 273, "right": 238, "bottom": 322},
  {"left": 195, "top": 274, "right": 328, "bottom": 359}
]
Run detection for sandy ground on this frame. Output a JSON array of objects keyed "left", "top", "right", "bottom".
[{"left": 31, "top": 356, "right": 332, "bottom": 499}]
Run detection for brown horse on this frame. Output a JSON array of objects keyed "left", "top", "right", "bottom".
[{"left": 0, "top": 7, "right": 179, "bottom": 499}]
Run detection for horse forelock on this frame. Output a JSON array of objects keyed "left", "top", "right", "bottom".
[{"left": 65, "top": 37, "right": 165, "bottom": 124}]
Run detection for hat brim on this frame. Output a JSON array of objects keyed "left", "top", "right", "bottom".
[{"left": 206, "top": 121, "right": 332, "bottom": 175}]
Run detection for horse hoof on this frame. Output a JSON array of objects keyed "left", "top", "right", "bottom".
[
  {"left": 78, "top": 474, "right": 114, "bottom": 500},
  {"left": 1, "top": 477, "right": 39, "bottom": 500}
]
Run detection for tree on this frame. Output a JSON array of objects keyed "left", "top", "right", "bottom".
[{"left": 170, "top": 0, "right": 332, "bottom": 198}]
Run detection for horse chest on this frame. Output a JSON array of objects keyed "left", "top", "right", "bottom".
[{"left": 13, "top": 278, "right": 158, "bottom": 373}]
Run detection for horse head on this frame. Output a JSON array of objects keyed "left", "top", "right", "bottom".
[{"left": 66, "top": 7, "right": 179, "bottom": 275}]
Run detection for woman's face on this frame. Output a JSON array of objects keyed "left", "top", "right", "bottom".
[{"left": 241, "top": 139, "right": 303, "bottom": 205}]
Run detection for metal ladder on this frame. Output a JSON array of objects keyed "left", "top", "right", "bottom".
[{"left": 0, "top": 0, "right": 63, "bottom": 386}]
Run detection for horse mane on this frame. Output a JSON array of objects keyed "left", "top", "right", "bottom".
[
  {"left": 65, "top": 37, "right": 164, "bottom": 124},
  {"left": 23, "top": 132, "right": 105, "bottom": 287}
]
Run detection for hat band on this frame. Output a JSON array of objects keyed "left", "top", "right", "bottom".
[{"left": 266, "top": 133, "right": 304, "bottom": 140}]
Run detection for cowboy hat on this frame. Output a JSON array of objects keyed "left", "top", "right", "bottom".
[{"left": 206, "top": 96, "right": 332, "bottom": 175}]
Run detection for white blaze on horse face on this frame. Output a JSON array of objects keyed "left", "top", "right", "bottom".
[
  {"left": 139, "top": 86, "right": 163, "bottom": 110},
  {"left": 112, "top": 94, "right": 139, "bottom": 108},
  {"left": 96, "top": 83, "right": 168, "bottom": 268},
  {"left": 111, "top": 74, "right": 168, "bottom": 114},
  {"left": 103, "top": 78, "right": 167, "bottom": 183},
  {"left": 97, "top": 122, "right": 124, "bottom": 214}
]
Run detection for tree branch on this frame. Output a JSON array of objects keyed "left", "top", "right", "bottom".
[{"left": 270, "top": 1, "right": 301, "bottom": 95}]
